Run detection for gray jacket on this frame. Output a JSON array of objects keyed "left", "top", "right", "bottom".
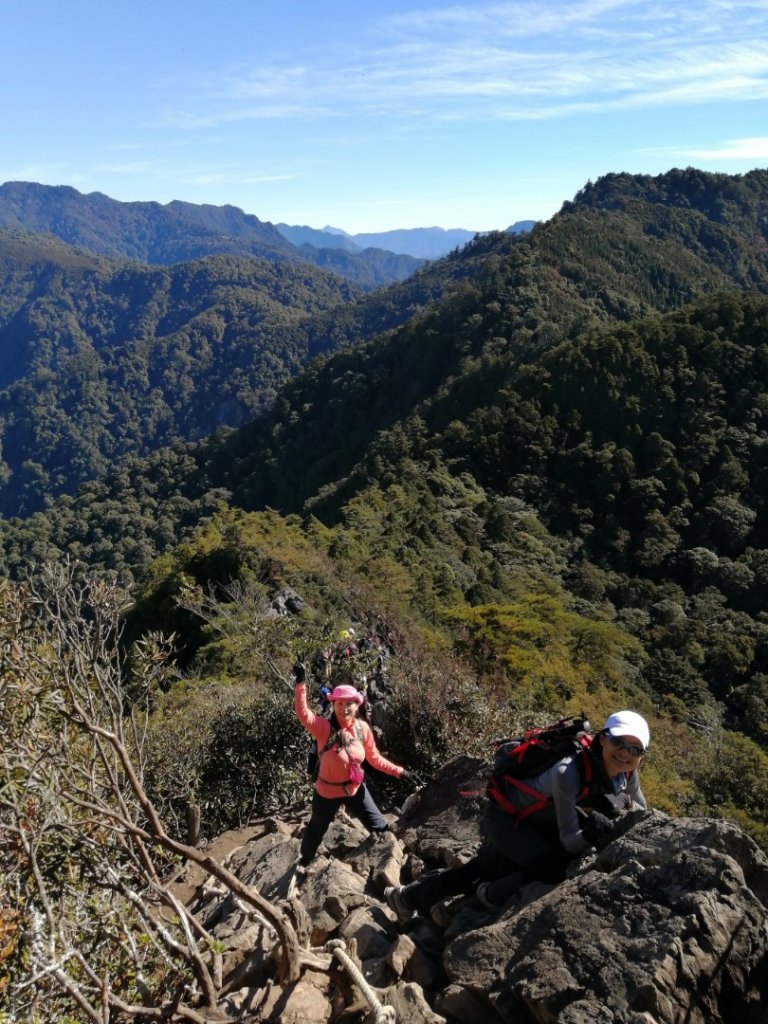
[{"left": 501, "top": 753, "right": 646, "bottom": 854}]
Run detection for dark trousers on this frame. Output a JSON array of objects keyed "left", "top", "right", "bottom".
[
  {"left": 300, "top": 784, "right": 388, "bottom": 865},
  {"left": 400, "top": 802, "right": 570, "bottom": 912}
]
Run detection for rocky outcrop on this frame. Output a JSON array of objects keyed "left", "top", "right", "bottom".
[
  {"left": 179, "top": 757, "right": 768, "bottom": 1023},
  {"left": 443, "top": 813, "right": 768, "bottom": 1024}
]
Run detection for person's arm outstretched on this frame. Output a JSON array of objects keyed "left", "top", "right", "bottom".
[
  {"left": 360, "top": 721, "right": 405, "bottom": 778},
  {"left": 293, "top": 666, "right": 330, "bottom": 745}
]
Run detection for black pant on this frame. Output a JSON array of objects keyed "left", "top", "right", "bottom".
[
  {"left": 300, "top": 784, "right": 388, "bottom": 865},
  {"left": 400, "top": 802, "right": 570, "bottom": 912}
]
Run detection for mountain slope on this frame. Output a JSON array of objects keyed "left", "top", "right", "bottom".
[
  {"left": 7, "top": 166, "right": 768, "bottom": 525},
  {"left": 0, "top": 226, "right": 522, "bottom": 516},
  {"left": 7, "top": 166, "right": 768, "bottom": 523},
  {"left": 205, "top": 170, "right": 768, "bottom": 519},
  {"left": 0, "top": 228, "right": 363, "bottom": 514},
  {"left": 0, "top": 181, "right": 291, "bottom": 263},
  {"left": 0, "top": 181, "right": 423, "bottom": 288}
]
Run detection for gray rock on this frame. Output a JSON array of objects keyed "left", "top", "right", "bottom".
[
  {"left": 443, "top": 812, "right": 768, "bottom": 1023},
  {"left": 398, "top": 755, "right": 487, "bottom": 867},
  {"left": 387, "top": 933, "right": 417, "bottom": 978},
  {"left": 226, "top": 832, "right": 301, "bottom": 901},
  {"left": 347, "top": 828, "right": 405, "bottom": 891},
  {"left": 338, "top": 905, "right": 398, "bottom": 961},
  {"left": 179, "top": 763, "right": 768, "bottom": 1024},
  {"left": 436, "top": 984, "right": 507, "bottom": 1024},
  {"left": 377, "top": 981, "right": 448, "bottom": 1024}
]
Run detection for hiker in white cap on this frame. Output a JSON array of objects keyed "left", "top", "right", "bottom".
[{"left": 386, "top": 709, "right": 649, "bottom": 919}]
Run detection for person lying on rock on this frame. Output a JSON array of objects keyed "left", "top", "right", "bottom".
[
  {"left": 385, "top": 710, "right": 649, "bottom": 919},
  {"left": 293, "top": 663, "right": 414, "bottom": 868}
]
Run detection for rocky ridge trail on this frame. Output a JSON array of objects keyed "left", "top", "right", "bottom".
[{"left": 175, "top": 757, "right": 768, "bottom": 1023}]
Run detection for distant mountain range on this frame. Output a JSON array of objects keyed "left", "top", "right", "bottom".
[
  {"left": 276, "top": 221, "right": 536, "bottom": 259},
  {"left": 0, "top": 182, "right": 423, "bottom": 291},
  {"left": 0, "top": 180, "right": 536, "bottom": 279}
]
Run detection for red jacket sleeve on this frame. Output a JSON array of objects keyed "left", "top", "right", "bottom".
[
  {"left": 294, "top": 684, "right": 331, "bottom": 745},
  {"left": 361, "top": 720, "right": 404, "bottom": 778}
]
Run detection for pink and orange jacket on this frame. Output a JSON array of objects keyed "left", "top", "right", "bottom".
[{"left": 294, "top": 683, "right": 404, "bottom": 798}]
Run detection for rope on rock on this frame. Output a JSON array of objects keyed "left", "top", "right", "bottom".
[{"left": 324, "top": 939, "right": 396, "bottom": 1023}]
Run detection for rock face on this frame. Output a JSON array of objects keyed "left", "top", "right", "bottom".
[
  {"left": 182, "top": 757, "right": 768, "bottom": 1023},
  {"left": 443, "top": 813, "right": 768, "bottom": 1024}
]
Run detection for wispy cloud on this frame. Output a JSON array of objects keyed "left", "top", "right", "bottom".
[
  {"left": 0, "top": 161, "right": 301, "bottom": 197},
  {"left": 644, "top": 136, "right": 768, "bottom": 160},
  {"left": 164, "top": 0, "right": 768, "bottom": 129}
]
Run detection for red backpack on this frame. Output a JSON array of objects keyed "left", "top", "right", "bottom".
[{"left": 486, "top": 716, "right": 594, "bottom": 823}]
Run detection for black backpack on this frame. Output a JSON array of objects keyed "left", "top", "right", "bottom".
[{"left": 487, "top": 716, "right": 594, "bottom": 822}]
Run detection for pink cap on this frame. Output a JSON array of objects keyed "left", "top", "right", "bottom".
[{"left": 327, "top": 684, "right": 364, "bottom": 705}]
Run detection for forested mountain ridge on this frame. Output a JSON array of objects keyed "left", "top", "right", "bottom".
[
  {"left": 7, "top": 167, "right": 768, "bottom": 521},
  {"left": 567, "top": 166, "right": 768, "bottom": 232},
  {"left": 5, "top": 168, "right": 768, "bottom": 849},
  {"left": 9, "top": 164, "right": 768, "bottom": 519},
  {"left": 197, "top": 167, "right": 768, "bottom": 519},
  {"left": 0, "top": 180, "right": 424, "bottom": 289},
  {"left": 0, "top": 228, "right": 529, "bottom": 516},
  {"left": 0, "top": 181, "right": 292, "bottom": 262},
  {"left": 0, "top": 227, "right": 366, "bottom": 514}
]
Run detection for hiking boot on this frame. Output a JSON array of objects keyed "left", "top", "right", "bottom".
[
  {"left": 384, "top": 885, "right": 414, "bottom": 922},
  {"left": 475, "top": 882, "right": 499, "bottom": 911}
]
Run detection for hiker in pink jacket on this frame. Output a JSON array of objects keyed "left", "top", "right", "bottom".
[{"left": 294, "top": 664, "right": 412, "bottom": 865}]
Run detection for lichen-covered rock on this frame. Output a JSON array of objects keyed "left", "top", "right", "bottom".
[{"left": 443, "top": 812, "right": 768, "bottom": 1023}]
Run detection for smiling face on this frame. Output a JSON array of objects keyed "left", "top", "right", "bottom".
[
  {"left": 600, "top": 733, "right": 645, "bottom": 778},
  {"left": 333, "top": 698, "right": 359, "bottom": 725}
]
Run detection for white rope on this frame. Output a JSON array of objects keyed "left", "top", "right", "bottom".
[{"left": 324, "top": 939, "right": 396, "bottom": 1023}]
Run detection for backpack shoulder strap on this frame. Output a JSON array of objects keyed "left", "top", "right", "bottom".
[
  {"left": 574, "top": 734, "right": 596, "bottom": 799},
  {"left": 319, "top": 713, "right": 341, "bottom": 755},
  {"left": 321, "top": 718, "right": 365, "bottom": 755},
  {"left": 320, "top": 729, "right": 337, "bottom": 756}
]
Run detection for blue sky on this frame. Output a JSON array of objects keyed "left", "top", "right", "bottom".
[{"left": 2, "top": 0, "right": 768, "bottom": 233}]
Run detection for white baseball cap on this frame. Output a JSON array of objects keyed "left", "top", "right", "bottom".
[{"left": 604, "top": 710, "right": 650, "bottom": 750}]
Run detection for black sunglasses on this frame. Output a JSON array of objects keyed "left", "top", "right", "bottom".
[{"left": 607, "top": 735, "right": 645, "bottom": 757}]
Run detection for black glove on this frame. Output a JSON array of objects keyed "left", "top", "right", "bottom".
[
  {"left": 292, "top": 661, "right": 306, "bottom": 685},
  {"left": 401, "top": 769, "right": 424, "bottom": 787},
  {"left": 591, "top": 792, "right": 633, "bottom": 818},
  {"left": 580, "top": 810, "right": 618, "bottom": 849}
]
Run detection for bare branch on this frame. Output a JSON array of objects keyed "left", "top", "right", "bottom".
[{"left": 0, "top": 560, "right": 307, "bottom": 1024}]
